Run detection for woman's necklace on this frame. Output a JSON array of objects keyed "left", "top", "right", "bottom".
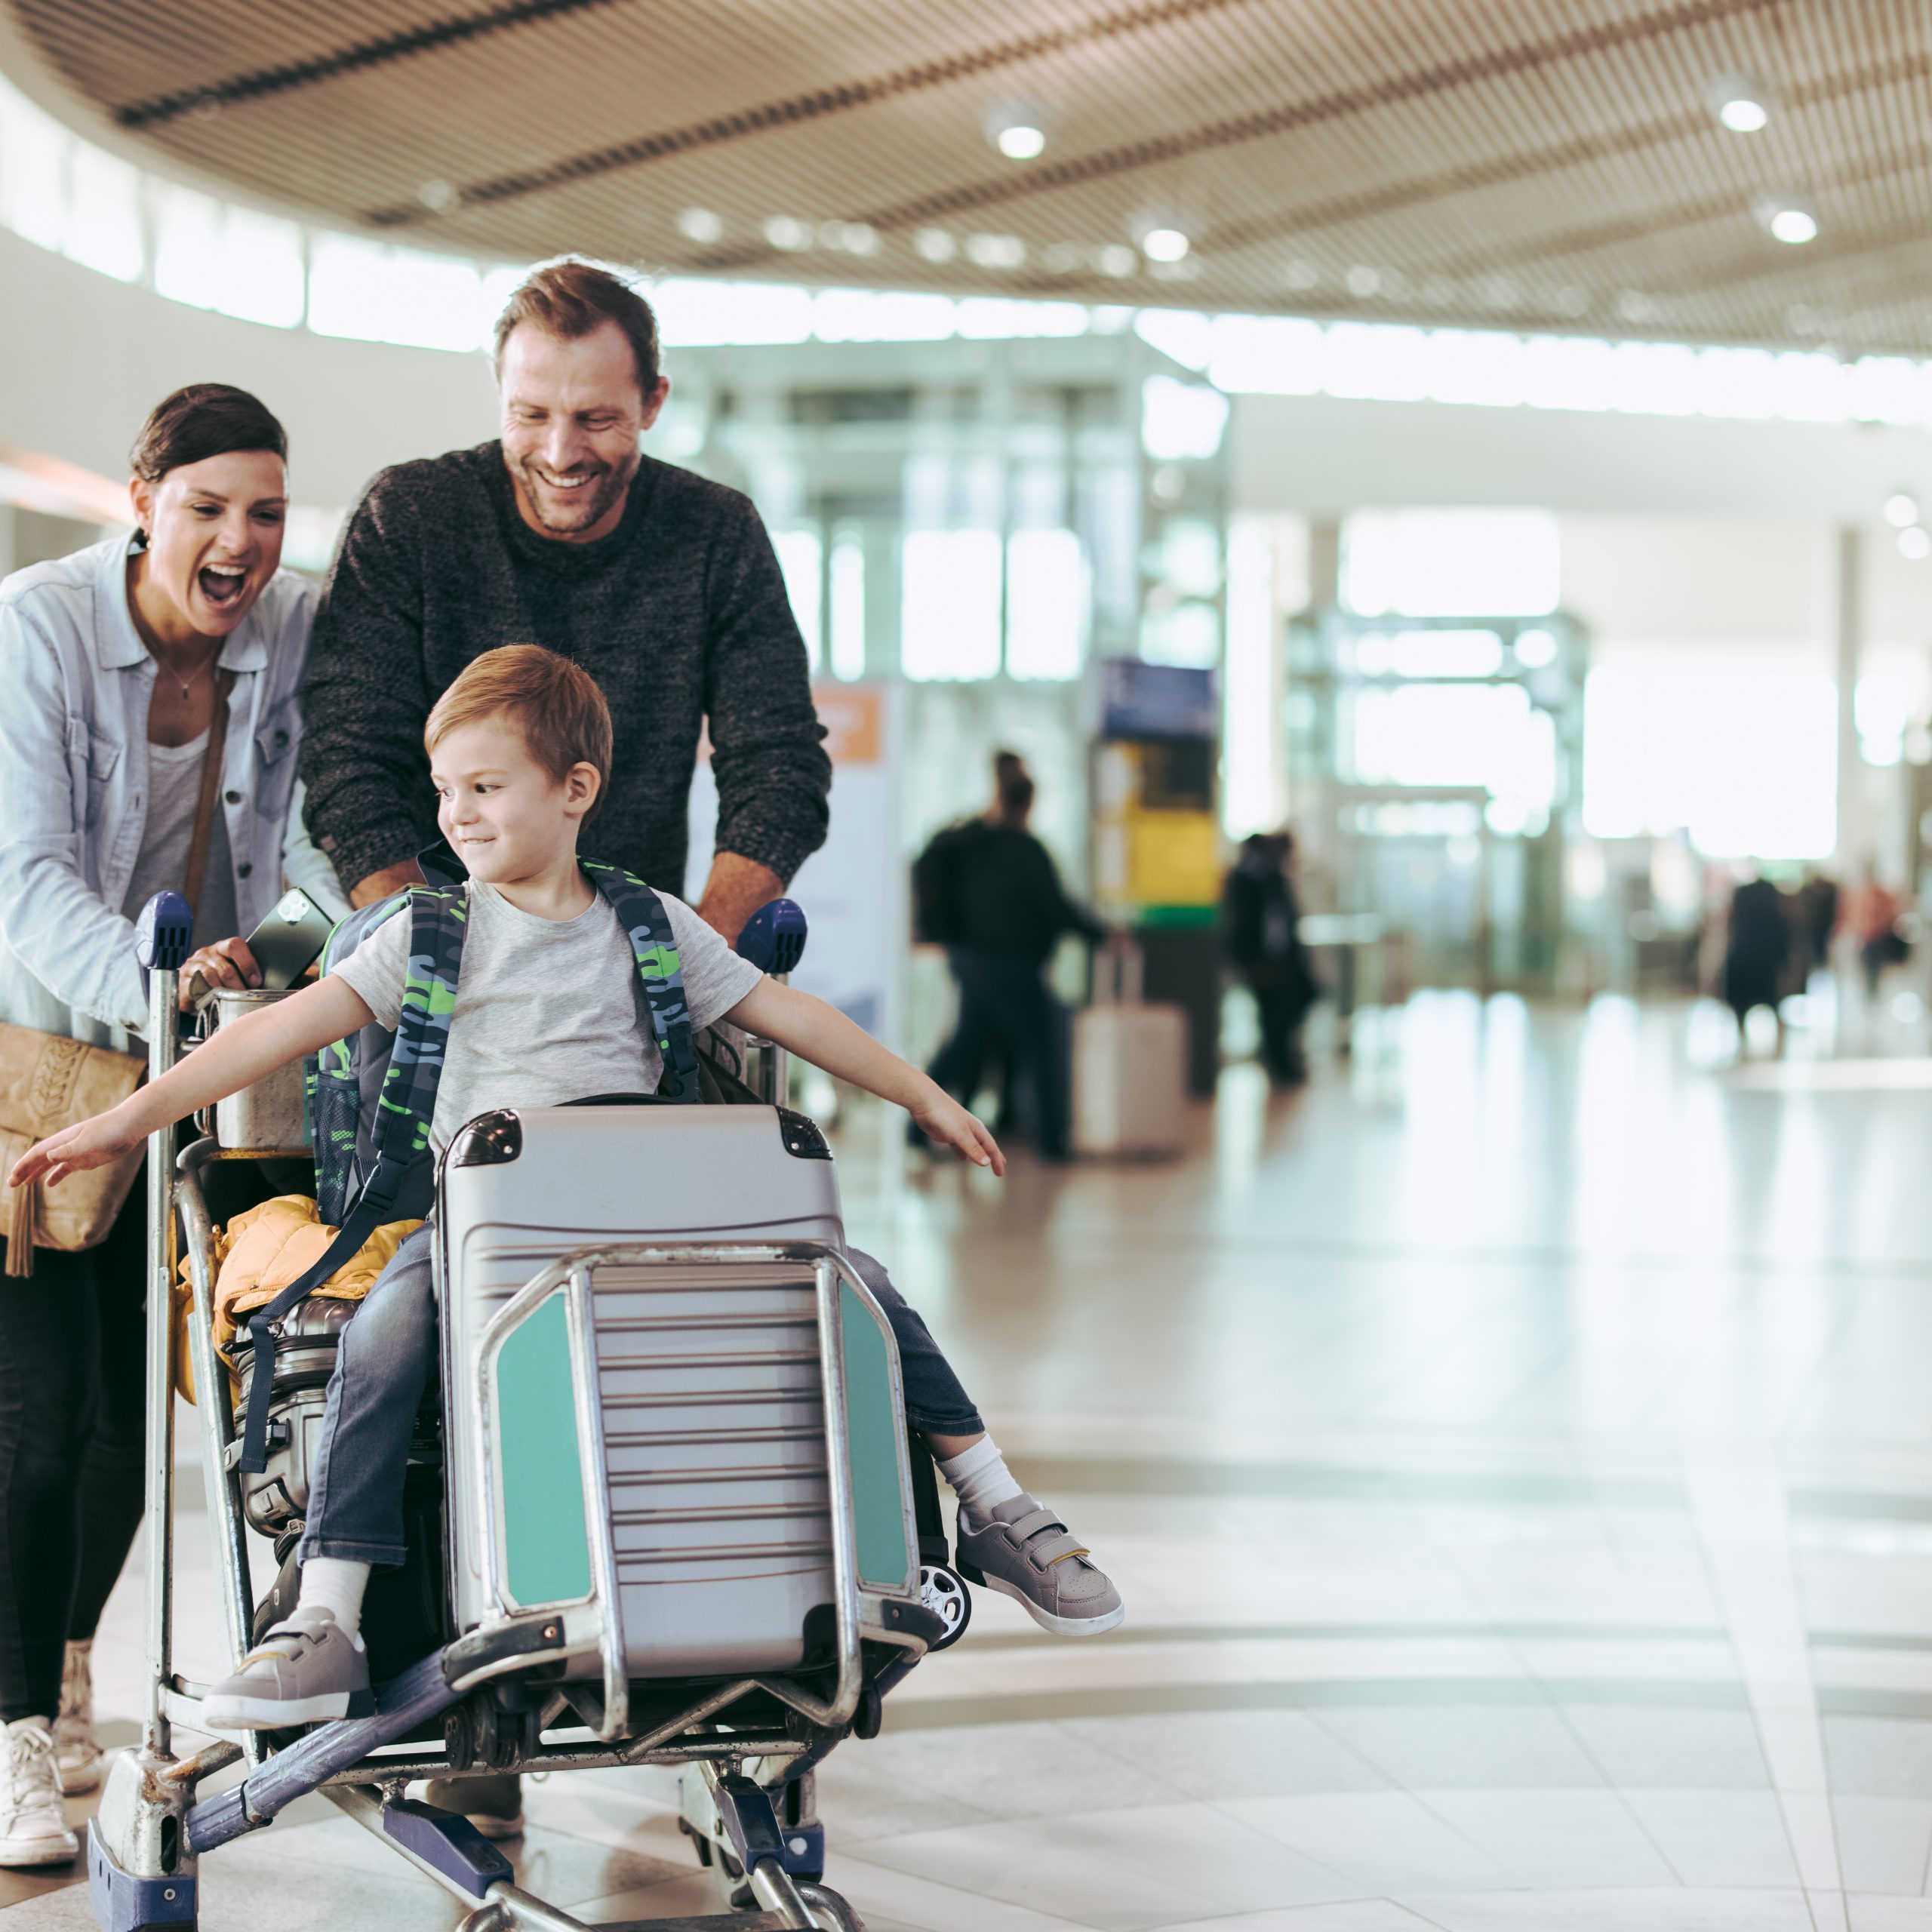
[{"left": 151, "top": 645, "right": 219, "bottom": 702}]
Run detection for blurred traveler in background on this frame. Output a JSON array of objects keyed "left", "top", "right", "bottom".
[
  {"left": 915, "top": 752, "right": 1106, "bottom": 1161},
  {"left": 1721, "top": 866, "right": 1789, "bottom": 1042},
  {"left": 300, "top": 257, "right": 829, "bottom": 942},
  {"left": 1223, "top": 831, "right": 1319, "bottom": 1086},
  {"left": 0, "top": 384, "right": 340, "bottom": 1866},
  {"left": 1850, "top": 875, "right": 1909, "bottom": 1001},
  {"left": 1795, "top": 870, "right": 1840, "bottom": 980}
]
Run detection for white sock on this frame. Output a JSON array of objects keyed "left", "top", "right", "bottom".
[
  {"left": 937, "top": 1437, "right": 1024, "bottom": 1533},
  {"left": 294, "top": 1557, "right": 371, "bottom": 1638}
]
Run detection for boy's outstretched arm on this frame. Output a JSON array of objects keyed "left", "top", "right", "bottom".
[
  {"left": 8, "top": 976, "right": 374, "bottom": 1192},
  {"left": 727, "top": 979, "right": 1005, "bottom": 1175}
]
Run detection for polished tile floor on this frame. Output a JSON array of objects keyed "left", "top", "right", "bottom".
[{"left": 11, "top": 992, "right": 1932, "bottom": 1930}]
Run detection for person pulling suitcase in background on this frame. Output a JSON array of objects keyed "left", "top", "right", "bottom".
[
  {"left": 10, "top": 646, "right": 1127, "bottom": 1738},
  {"left": 913, "top": 751, "right": 1108, "bottom": 1161}
]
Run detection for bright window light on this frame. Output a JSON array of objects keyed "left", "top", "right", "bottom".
[
  {"left": 957, "top": 297, "right": 1087, "bottom": 340},
  {"left": 1425, "top": 331, "right": 1524, "bottom": 408},
  {"left": 1208, "top": 314, "right": 1323, "bottom": 395},
  {"left": 1141, "top": 375, "right": 1229, "bottom": 460},
  {"left": 1772, "top": 350, "right": 1848, "bottom": 422},
  {"left": 1857, "top": 663, "right": 1924, "bottom": 768},
  {"left": 652, "top": 278, "right": 812, "bottom": 346},
  {"left": 1583, "top": 659, "right": 1836, "bottom": 857},
  {"left": 1343, "top": 511, "right": 1559, "bottom": 617},
  {"left": 385, "top": 247, "right": 484, "bottom": 351},
  {"left": 1849, "top": 357, "right": 1928, "bottom": 426},
  {"left": 1134, "top": 307, "right": 1213, "bottom": 371},
  {"left": 152, "top": 186, "right": 220, "bottom": 308},
  {"left": 774, "top": 528, "right": 822, "bottom": 672},
  {"left": 812, "top": 288, "right": 955, "bottom": 342},
  {"left": 0, "top": 78, "right": 66, "bottom": 250},
  {"left": 1385, "top": 629, "right": 1506, "bottom": 678},
  {"left": 1004, "top": 528, "right": 1088, "bottom": 680},
  {"left": 1324, "top": 322, "right": 1429, "bottom": 401},
  {"left": 1140, "top": 599, "right": 1220, "bottom": 667},
  {"left": 901, "top": 530, "right": 1002, "bottom": 681},
  {"left": 63, "top": 146, "right": 140, "bottom": 282},
  {"left": 1353, "top": 681, "right": 1551, "bottom": 802},
  {"left": 829, "top": 531, "right": 866, "bottom": 680},
  {"left": 217, "top": 207, "right": 306, "bottom": 328},
  {"left": 1611, "top": 340, "right": 1700, "bottom": 415},
  {"left": 1694, "top": 344, "right": 1777, "bottom": 419},
  {"left": 1520, "top": 334, "right": 1616, "bottom": 411},
  {"left": 306, "top": 234, "right": 394, "bottom": 342},
  {"left": 1223, "top": 516, "right": 1278, "bottom": 837},
  {"left": 1157, "top": 518, "right": 1223, "bottom": 596}
]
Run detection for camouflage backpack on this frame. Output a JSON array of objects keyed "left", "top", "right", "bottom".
[{"left": 236, "top": 857, "right": 700, "bottom": 1474}]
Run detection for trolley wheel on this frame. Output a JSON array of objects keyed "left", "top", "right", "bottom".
[{"left": 918, "top": 1562, "right": 971, "bottom": 1650}]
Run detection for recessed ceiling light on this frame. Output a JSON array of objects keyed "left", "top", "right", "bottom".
[
  {"left": 1709, "top": 75, "right": 1774, "bottom": 133},
  {"left": 913, "top": 229, "right": 957, "bottom": 263},
  {"left": 1900, "top": 527, "right": 1930, "bottom": 560},
  {"left": 417, "top": 179, "right": 459, "bottom": 214},
  {"left": 983, "top": 101, "right": 1051, "bottom": 162},
  {"left": 1755, "top": 194, "right": 1818, "bottom": 245},
  {"left": 1885, "top": 491, "right": 1920, "bottom": 529},
  {"left": 1141, "top": 227, "right": 1190, "bottom": 263},
  {"left": 676, "top": 207, "right": 723, "bottom": 245}
]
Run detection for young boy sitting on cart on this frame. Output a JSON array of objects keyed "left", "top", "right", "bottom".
[{"left": 8, "top": 645, "right": 1123, "bottom": 1730}]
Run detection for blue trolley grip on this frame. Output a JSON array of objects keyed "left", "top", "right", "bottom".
[
  {"left": 134, "top": 889, "right": 193, "bottom": 1000},
  {"left": 734, "top": 897, "right": 808, "bottom": 974}
]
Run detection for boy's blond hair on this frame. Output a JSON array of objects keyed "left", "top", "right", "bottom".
[{"left": 425, "top": 645, "right": 613, "bottom": 817}]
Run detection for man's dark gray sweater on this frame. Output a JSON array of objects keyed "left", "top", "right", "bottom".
[{"left": 299, "top": 441, "right": 830, "bottom": 895}]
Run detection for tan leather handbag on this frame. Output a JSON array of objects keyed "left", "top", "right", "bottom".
[
  {"left": 0, "top": 667, "right": 235, "bottom": 1277},
  {"left": 0, "top": 1027, "right": 145, "bottom": 1275}
]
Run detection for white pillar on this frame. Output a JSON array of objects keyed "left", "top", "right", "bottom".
[{"left": 1835, "top": 526, "right": 1864, "bottom": 873}]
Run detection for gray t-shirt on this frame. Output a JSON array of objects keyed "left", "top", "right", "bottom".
[
  {"left": 333, "top": 880, "right": 762, "bottom": 1151},
  {"left": 120, "top": 729, "right": 237, "bottom": 943}
]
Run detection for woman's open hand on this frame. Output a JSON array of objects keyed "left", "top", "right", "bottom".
[
  {"left": 909, "top": 1088, "right": 1005, "bottom": 1174},
  {"left": 8, "top": 1106, "right": 144, "bottom": 1193},
  {"left": 180, "top": 937, "right": 262, "bottom": 1011}
]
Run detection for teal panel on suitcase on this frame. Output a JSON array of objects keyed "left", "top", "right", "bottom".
[
  {"left": 841, "top": 1279, "right": 915, "bottom": 1592},
  {"left": 496, "top": 1293, "right": 592, "bottom": 1606}
]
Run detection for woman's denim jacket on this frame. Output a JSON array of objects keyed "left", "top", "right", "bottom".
[{"left": 0, "top": 535, "right": 347, "bottom": 1049}]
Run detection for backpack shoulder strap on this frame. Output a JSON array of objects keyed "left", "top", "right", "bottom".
[
  {"left": 238, "top": 884, "right": 468, "bottom": 1475},
  {"left": 582, "top": 860, "right": 701, "bottom": 1103}
]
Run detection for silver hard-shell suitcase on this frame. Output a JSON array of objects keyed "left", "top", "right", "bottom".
[{"left": 438, "top": 1101, "right": 918, "bottom": 1682}]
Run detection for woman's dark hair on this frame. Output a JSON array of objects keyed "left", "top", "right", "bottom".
[{"left": 129, "top": 383, "right": 288, "bottom": 484}]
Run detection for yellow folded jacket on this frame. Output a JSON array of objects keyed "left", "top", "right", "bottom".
[{"left": 172, "top": 1194, "right": 424, "bottom": 1405}]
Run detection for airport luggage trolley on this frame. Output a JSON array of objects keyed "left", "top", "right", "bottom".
[{"left": 88, "top": 892, "right": 969, "bottom": 1932}]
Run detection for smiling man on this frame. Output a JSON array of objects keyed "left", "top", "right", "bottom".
[{"left": 299, "top": 258, "right": 830, "bottom": 937}]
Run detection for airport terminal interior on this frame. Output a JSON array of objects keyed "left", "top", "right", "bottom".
[{"left": 5, "top": 2, "right": 1932, "bottom": 1928}]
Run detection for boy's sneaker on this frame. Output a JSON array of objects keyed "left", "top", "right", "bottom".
[
  {"left": 955, "top": 1494, "right": 1124, "bottom": 1636},
  {"left": 0, "top": 1720, "right": 77, "bottom": 1867},
  {"left": 54, "top": 1641, "right": 105, "bottom": 1795},
  {"left": 420, "top": 1774, "right": 525, "bottom": 1841},
  {"left": 203, "top": 1607, "right": 374, "bottom": 1731}
]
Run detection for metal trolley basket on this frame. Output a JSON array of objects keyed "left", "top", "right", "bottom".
[{"left": 88, "top": 893, "right": 966, "bottom": 1932}]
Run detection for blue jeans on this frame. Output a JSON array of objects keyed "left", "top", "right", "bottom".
[{"left": 300, "top": 1228, "right": 982, "bottom": 1567}]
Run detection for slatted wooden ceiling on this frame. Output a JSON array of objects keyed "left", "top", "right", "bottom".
[{"left": 12, "top": 0, "right": 1932, "bottom": 354}]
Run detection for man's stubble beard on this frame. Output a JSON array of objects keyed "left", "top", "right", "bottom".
[{"left": 508, "top": 446, "right": 639, "bottom": 538}]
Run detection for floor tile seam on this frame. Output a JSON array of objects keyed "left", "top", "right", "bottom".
[
  {"left": 956, "top": 1619, "right": 1735, "bottom": 1652},
  {"left": 826, "top": 1835, "right": 1152, "bottom": 1931},
  {"left": 1426, "top": 1521, "right": 1699, "bottom": 1889},
  {"left": 1682, "top": 1457, "right": 1844, "bottom": 1902},
  {"left": 881, "top": 1676, "right": 1769, "bottom": 1734},
  {"left": 878, "top": 1221, "right": 1932, "bottom": 1281}
]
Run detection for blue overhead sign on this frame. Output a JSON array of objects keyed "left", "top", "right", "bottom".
[{"left": 1096, "top": 658, "right": 1218, "bottom": 741}]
